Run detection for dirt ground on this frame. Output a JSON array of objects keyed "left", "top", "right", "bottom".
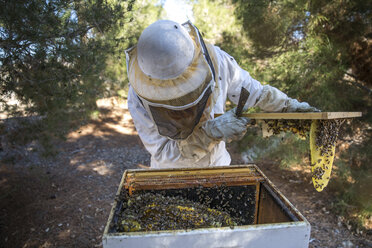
[{"left": 0, "top": 98, "right": 371, "bottom": 248}]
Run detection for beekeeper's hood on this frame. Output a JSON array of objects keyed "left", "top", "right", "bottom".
[{"left": 126, "top": 20, "right": 217, "bottom": 140}]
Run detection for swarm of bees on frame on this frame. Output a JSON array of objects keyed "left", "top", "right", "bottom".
[
  {"left": 310, "top": 119, "right": 345, "bottom": 191},
  {"left": 263, "top": 119, "right": 311, "bottom": 139},
  {"left": 262, "top": 118, "right": 346, "bottom": 191},
  {"left": 314, "top": 120, "right": 344, "bottom": 157},
  {"left": 111, "top": 184, "right": 257, "bottom": 232}
]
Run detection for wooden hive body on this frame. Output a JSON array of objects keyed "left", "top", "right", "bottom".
[{"left": 103, "top": 165, "right": 311, "bottom": 248}]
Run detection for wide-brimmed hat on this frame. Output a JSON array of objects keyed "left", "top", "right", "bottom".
[{"left": 126, "top": 20, "right": 212, "bottom": 107}]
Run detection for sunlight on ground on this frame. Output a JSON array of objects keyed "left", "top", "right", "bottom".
[
  {"left": 77, "top": 160, "right": 113, "bottom": 176},
  {"left": 285, "top": 164, "right": 312, "bottom": 174},
  {"left": 91, "top": 163, "right": 112, "bottom": 176},
  {"left": 67, "top": 97, "right": 137, "bottom": 140},
  {"left": 104, "top": 119, "right": 135, "bottom": 135},
  {"left": 66, "top": 97, "right": 137, "bottom": 175},
  {"left": 0, "top": 177, "right": 7, "bottom": 185},
  {"left": 68, "top": 121, "right": 136, "bottom": 139},
  {"left": 57, "top": 229, "right": 71, "bottom": 239},
  {"left": 96, "top": 97, "right": 127, "bottom": 110},
  {"left": 365, "top": 217, "right": 372, "bottom": 230},
  {"left": 39, "top": 241, "right": 53, "bottom": 248}
]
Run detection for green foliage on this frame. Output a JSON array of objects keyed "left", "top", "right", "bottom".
[
  {"left": 267, "top": 135, "right": 309, "bottom": 169},
  {"left": 228, "top": 0, "right": 372, "bottom": 229},
  {"left": 0, "top": 0, "right": 161, "bottom": 152},
  {"left": 332, "top": 128, "right": 372, "bottom": 225},
  {"left": 0, "top": 0, "right": 130, "bottom": 117},
  {"left": 103, "top": 0, "right": 163, "bottom": 96},
  {"left": 192, "top": 0, "right": 256, "bottom": 75},
  {"left": 238, "top": 127, "right": 309, "bottom": 169},
  {"left": 192, "top": 0, "right": 240, "bottom": 44},
  {"left": 233, "top": 0, "right": 309, "bottom": 53},
  {"left": 262, "top": 36, "right": 352, "bottom": 111}
]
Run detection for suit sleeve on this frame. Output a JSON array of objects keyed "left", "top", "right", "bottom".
[
  {"left": 214, "top": 46, "right": 263, "bottom": 110},
  {"left": 215, "top": 46, "right": 302, "bottom": 112}
]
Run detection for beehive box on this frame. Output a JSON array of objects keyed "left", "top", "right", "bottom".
[{"left": 103, "top": 165, "right": 311, "bottom": 248}]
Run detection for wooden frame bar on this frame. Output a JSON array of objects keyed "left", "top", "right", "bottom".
[{"left": 215, "top": 112, "right": 362, "bottom": 119}]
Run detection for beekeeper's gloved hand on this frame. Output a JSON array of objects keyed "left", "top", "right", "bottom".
[
  {"left": 285, "top": 99, "right": 320, "bottom": 112},
  {"left": 202, "top": 108, "right": 250, "bottom": 143}
]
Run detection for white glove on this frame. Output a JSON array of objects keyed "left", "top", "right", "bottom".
[
  {"left": 285, "top": 99, "right": 320, "bottom": 112},
  {"left": 202, "top": 108, "right": 250, "bottom": 143}
]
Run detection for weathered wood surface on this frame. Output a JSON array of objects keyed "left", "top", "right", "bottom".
[
  {"left": 215, "top": 112, "right": 362, "bottom": 119},
  {"left": 124, "top": 165, "right": 264, "bottom": 192}
]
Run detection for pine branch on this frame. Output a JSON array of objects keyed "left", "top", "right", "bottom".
[
  {"left": 344, "top": 72, "right": 372, "bottom": 95},
  {"left": 342, "top": 79, "right": 372, "bottom": 95}
]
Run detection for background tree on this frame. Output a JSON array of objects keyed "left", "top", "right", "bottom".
[
  {"left": 231, "top": 0, "right": 372, "bottom": 229},
  {"left": 0, "top": 0, "right": 131, "bottom": 118},
  {"left": 191, "top": 0, "right": 252, "bottom": 67},
  {"left": 0, "top": 0, "right": 161, "bottom": 150},
  {"left": 103, "top": 0, "right": 163, "bottom": 98}
]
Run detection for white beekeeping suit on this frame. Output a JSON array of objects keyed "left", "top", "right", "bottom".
[{"left": 126, "top": 20, "right": 318, "bottom": 169}]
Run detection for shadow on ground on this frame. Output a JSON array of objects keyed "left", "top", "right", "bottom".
[{"left": 0, "top": 104, "right": 150, "bottom": 248}]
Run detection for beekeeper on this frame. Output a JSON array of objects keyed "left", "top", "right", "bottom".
[{"left": 126, "top": 20, "right": 318, "bottom": 168}]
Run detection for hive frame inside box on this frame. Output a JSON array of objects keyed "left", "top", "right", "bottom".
[{"left": 103, "top": 165, "right": 311, "bottom": 248}]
